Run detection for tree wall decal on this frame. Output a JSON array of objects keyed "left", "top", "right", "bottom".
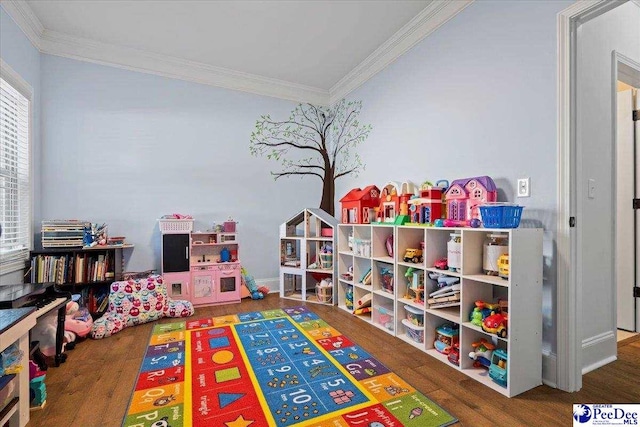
[{"left": 249, "top": 99, "right": 372, "bottom": 216}]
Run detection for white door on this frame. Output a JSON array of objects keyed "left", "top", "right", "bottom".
[
  {"left": 616, "top": 89, "right": 637, "bottom": 331},
  {"left": 636, "top": 90, "right": 640, "bottom": 332}
]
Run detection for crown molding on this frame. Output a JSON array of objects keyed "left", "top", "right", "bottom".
[
  {"left": 38, "top": 29, "right": 330, "bottom": 105},
  {"left": 1, "top": 57, "right": 33, "bottom": 96},
  {"left": 329, "top": 0, "right": 474, "bottom": 104},
  {"left": 0, "top": 0, "right": 44, "bottom": 49},
  {"left": 2, "top": 0, "right": 473, "bottom": 106}
]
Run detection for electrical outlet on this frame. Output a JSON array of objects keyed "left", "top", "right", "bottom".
[{"left": 517, "top": 178, "right": 530, "bottom": 197}]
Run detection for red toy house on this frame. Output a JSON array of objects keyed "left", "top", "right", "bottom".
[
  {"left": 376, "top": 182, "right": 401, "bottom": 223},
  {"left": 444, "top": 176, "right": 497, "bottom": 222},
  {"left": 398, "top": 181, "right": 417, "bottom": 218},
  {"left": 408, "top": 185, "right": 444, "bottom": 224},
  {"left": 340, "top": 185, "right": 380, "bottom": 224},
  {"left": 376, "top": 181, "right": 417, "bottom": 224}
]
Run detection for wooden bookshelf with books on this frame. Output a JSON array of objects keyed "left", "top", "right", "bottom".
[
  {"left": 26, "top": 245, "right": 134, "bottom": 318},
  {"left": 27, "top": 245, "right": 133, "bottom": 286}
]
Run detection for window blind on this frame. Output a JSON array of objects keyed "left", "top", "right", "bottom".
[{"left": 0, "top": 77, "right": 31, "bottom": 273}]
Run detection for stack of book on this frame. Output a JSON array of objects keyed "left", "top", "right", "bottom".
[
  {"left": 427, "top": 291, "right": 461, "bottom": 308},
  {"left": 427, "top": 276, "right": 461, "bottom": 308},
  {"left": 41, "top": 220, "right": 88, "bottom": 248},
  {"left": 82, "top": 287, "right": 110, "bottom": 319}
]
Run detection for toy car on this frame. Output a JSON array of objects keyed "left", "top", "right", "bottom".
[
  {"left": 434, "top": 258, "right": 448, "bottom": 270},
  {"left": 403, "top": 248, "right": 423, "bottom": 263},
  {"left": 489, "top": 349, "right": 508, "bottom": 387},
  {"left": 434, "top": 323, "right": 458, "bottom": 354},
  {"left": 498, "top": 254, "right": 509, "bottom": 279},
  {"left": 469, "top": 300, "right": 501, "bottom": 326},
  {"left": 482, "top": 312, "right": 508, "bottom": 338},
  {"left": 448, "top": 342, "right": 460, "bottom": 366}
]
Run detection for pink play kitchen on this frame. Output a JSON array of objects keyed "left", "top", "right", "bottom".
[{"left": 159, "top": 216, "right": 241, "bottom": 306}]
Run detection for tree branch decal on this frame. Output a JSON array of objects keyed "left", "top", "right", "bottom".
[{"left": 250, "top": 100, "right": 372, "bottom": 216}]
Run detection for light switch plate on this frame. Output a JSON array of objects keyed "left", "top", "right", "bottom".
[
  {"left": 588, "top": 179, "right": 596, "bottom": 199},
  {"left": 517, "top": 178, "right": 530, "bottom": 197}
]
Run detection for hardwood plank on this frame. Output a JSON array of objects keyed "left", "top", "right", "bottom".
[{"left": 28, "top": 295, "right": 640, "bottom": 426}]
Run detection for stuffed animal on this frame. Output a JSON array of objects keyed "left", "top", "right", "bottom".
[{"left": 65, "top": 300, "right": 93, "bottom": 342}]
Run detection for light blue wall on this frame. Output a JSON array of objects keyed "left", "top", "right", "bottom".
[
  {"left": 3, "top": 0, "right": 575, "bottom": 356},
  {"left": 39, "top": 55, "right": 319, "bottom": 280},
  {"left": 0, "top": 6, "right": 41, "bottom": 285},
  {"left": 335, "top": 0, "right": 573, "bottom": 353}
]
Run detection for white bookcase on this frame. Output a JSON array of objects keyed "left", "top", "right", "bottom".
[
  {"left": 279, "top": 208, "right": 338, "bottom": 305},
  {"left": 337, "top": 223, "right": 543, "bottom": 397}
]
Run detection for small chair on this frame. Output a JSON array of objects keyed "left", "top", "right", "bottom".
[{"left": 90, "top": 275, "right": 194, "bottom": 339}]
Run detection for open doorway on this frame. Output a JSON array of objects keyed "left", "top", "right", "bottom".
[
  {"left": 615, "top": 54, "right": 640, "bottom": 341},
  {"left": 557, "top": 0, "right": 640, "bottom": 392}
]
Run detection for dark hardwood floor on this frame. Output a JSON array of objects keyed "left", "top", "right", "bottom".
[{"left": 28, "top": 295, "right": 640, "bottom": 426}]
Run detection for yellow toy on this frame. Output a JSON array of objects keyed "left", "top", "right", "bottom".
[{"left": 498, "top": 254, "right": 509, "bottom": 279}]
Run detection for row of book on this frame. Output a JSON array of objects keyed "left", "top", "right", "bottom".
[
  {"left": 29, "top": 252, "right": 114, "bottom": 284},
  {"left": 81, "top": 286, "right": 110, "bottom": 317}
]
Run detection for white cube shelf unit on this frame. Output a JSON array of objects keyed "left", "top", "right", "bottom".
[
  {"left": 279, "top": 208, "right": 338, "bottom": 305},
  {"left": 337, "top": 223, "right": 543, "bottom": 397}
]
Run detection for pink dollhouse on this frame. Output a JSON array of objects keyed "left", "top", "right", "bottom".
[
  {"left": 340, "top": 185, "right": 380, "bottom": 224},
  {"left": 444, "top": 176, "right": 497, "bottom": 221}
]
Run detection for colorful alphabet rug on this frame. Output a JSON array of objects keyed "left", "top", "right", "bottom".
[{"left": 123, "top": 306, "right": 457, "bottom": 427}]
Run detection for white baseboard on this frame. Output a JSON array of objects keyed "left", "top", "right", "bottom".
[
  {"left": 255, "top": 277, "right": 279, "bottom": 294},
  {"left": 542, "top": 350, "right": 557, "bottom": 389},
  {"left": 581, "top": 330, "right": 617, "bottom": 374}
]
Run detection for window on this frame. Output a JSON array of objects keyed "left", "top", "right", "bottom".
[
  {"left": 0, "top": 64, "right": 32, "bottom": 274},
  {"left": 348, "top": 208, "right": 357, "bottom": 223}
]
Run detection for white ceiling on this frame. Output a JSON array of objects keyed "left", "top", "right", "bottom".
[{"left": 3, "top": 0, "right": 473, "bottom": 104}]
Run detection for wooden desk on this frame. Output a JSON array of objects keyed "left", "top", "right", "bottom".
[{"left": 0, "top": 307, "right": 37, "bottom": 427}]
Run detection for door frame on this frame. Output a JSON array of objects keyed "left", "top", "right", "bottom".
[
  {"left": 556, "top": 0, "right": 629, "bottom": 393},
  {"left": 613, "top": 51, "right": 640, "bottom": 333}
]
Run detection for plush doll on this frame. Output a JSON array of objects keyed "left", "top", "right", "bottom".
[{"left": 65, "top": 301, "right": 94, "bottom": 341}]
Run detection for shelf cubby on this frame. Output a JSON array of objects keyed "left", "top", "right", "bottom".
[
  {"left": 279, "top": 209, "right": 337, "bottom": 305},
  {"left": 337, "top": 223, "right": 542, "bottom": 397}
]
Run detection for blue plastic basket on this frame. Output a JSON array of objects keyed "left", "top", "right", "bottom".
[{"left": 479, "top": 203, "right": 523, "bottom": 228}]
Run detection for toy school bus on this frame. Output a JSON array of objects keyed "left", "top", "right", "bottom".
[{"left": 498, "top": 254, "right": 509, "bottom": 280}]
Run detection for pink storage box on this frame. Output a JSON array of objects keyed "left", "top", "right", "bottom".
[
  {"left": 223, "top": 220, "right": 236, "bottom": 233},
  {"left": 321, "top": 228, "right": 333, "bottom": 237}
]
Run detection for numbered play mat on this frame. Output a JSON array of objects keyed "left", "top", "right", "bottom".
[{"left": 122, "top": 306, "right": 457, "bottom": 427}]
